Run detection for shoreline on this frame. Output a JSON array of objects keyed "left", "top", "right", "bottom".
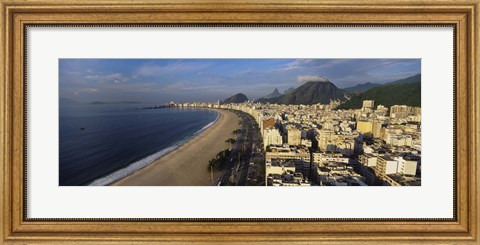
[
  {"left": 112, "top": 108, "right": 240, "bottom": 186},
  {"left": 88, "top": 108, "right": 220, "bottom": 186}
]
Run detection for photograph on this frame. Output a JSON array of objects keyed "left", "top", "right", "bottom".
[
  {"left": 59, "top": 58, "right": 422, "bottom": 186},
  {"left": 3, "top": 0, "right": 477, "bottom": 243}
]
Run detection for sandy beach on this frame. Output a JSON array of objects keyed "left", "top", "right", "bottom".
[{"left": 113, "top": 109, "right": 240, "bottom": 186}]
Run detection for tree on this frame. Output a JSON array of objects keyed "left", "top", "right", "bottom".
[
  {"left": 207, "top": 149, "right": 232, "bottom": 171},
  {"left": 225, "top": 138, "right": 236, "bottom": 144}
]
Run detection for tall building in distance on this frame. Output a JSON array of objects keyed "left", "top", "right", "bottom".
[
  {"left": 287, "top": 126, "right": 302, "bottom": 146},
  {"left": 316, "top": 129, "right": 335, "bottom": 152},
  {"left": 372, "top": 119, "right": 384, "bottom": 139},
  {"left": 390, "top": 105, "right": 421, "bottom": 118},
  {"left": 362, "top": 100, "right": 375, "bottom": 110}
]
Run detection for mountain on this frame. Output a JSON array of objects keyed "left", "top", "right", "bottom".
[
  {"left": 386, "top": 74, "right": 421, "bottom": 85},
  {"left": 257, "top": 88, "right": 282, "bottom": 101},
  {"left": 258, "top": 79, "right": 349, "bottom": 105},
  {"left": 343, "top": 82, "right": 380, "bottom": 93},
  {"left": 284, "top": 87, "right": 295, "bottom": 95},
  {"left": 222, "top": 93, "right": 249, "bottom": 104},
  {"left": 336, "top": 78, "right": 421, "bottom": 110},
  {"left": 341, "top": 74, "right": 421, "bottom": 95}
]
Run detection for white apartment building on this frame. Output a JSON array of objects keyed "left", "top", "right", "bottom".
[
  {"left": 362, "top": 100, "right": 375, "bottom": 110},
  {"left": 263, "top": 127, "right": 283, "bottom": 149},
  {"left": 265, "top": 145, "right": 309, "bottom": 164},
  {"left": 395, "top": 157, "right": 418, "bottom": 176},
  {"left": 316, "top": 129, "right": 335, "bottom": 151},
  {"left": 359, "top": 153, "right": 378, "bottom": 167},
  {"left": 375, "top": 156, "right": 399, "bottom": 176},
  {"left": 386, "top": 134, "right": 413, "bottom": 147},
  {"left": 301, "top": 138, "right": 312, "bottom": 148}
]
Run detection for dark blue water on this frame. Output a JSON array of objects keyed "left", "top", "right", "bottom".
[{"left": 59, "top": 104, "right": 218, "bottom": 186}]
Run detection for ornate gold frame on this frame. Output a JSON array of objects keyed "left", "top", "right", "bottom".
[{"left": 1, "top": 0, "right": 479, "bottom": 244}]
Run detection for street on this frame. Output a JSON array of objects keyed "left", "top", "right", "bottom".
[{"left": 212, "top": 110, "right": 264, "bottom": 186}]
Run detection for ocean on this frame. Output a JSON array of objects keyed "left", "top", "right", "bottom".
[{"left": 59, "top": 103, "right": 219, "bottom": 186}]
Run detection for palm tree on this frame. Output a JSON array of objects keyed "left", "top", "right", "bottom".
[{"left": 225, "top": 138, "right": 236, "bottom": 144}]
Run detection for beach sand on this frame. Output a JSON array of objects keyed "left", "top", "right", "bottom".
[{"left": 113, "top": 109, "right": 240, "bottom": 186}]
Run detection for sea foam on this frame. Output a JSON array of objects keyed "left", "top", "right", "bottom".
[
  {"left": 87, "top": 110, "right": 220, "bottom": 186},
  {"left": 194, "top": 112, "right": 220, "bottom": 135}
]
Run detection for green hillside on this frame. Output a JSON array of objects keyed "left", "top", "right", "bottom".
[
  {"left": 336, "top": 81, "right": 421, "bottom": 110},
  {"left": 387, "top": 74, "right": 421, "bottom": 85},
  {"left": 343, "top": 82, "right": 380, "bottom": 93}
]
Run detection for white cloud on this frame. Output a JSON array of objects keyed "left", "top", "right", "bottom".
[
  {"left": 161, "top": 81, "right": 196, "bottom": 92},
  {"left": 73, "top": 88, "right": 99, "bottom": 95},
  {"left": 297, "top": 75, "right": 330, "bottom": 84},
  {"left": 136, "top": 61, "right": 212, "bottom": 77},
  {"left": 84, "top": 73, "right": 132, "bottom": 84}
]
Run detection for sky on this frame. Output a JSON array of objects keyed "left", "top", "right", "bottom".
[{"left": 59, "top": 59, "right": 421, "bottom": 104}]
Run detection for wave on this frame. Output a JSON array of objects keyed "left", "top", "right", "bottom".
[
  {"left": 194, "top": 112, "right": 220, "bottom": 135},
  {"left": 87, "top": 110, "right": 220, "bottom": 186}
]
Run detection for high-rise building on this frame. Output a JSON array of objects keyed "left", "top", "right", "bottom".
[
  {"left": 287, "top": 126, "right": 302, "bottom": 146},
  {"left": 301, "top": 139, "right": 312, "bottom": 148},
  {"left": 390, "top": 105, "right": 420, "bottom": 118},
  {"left": 375, "top": 156, "right": 399, "bottom": 179},
  {"left": 372, "top": 120, "right": 384, "bottom": 138},
  {"left": 362, "top": 100, "right": 375, "bottom": 110},
  {"left": 262, "top": 118, "right": 275, "bottom": 130},
  {"left": 374, "top": 105, "right": 388, "bottom": 116},
  {"left": 263, "top": 128, "right": 283, "bottom": 149},
  {"left": 316, "top": 129, "right": 335, "bottom": 151},
  {"left": 395, "top": 157, "right": 418, "bottom": 176},
  {"left": 357, "top": 120, "right": 373, "bottom": 134},
  {"left": 359, "top": 153, "right": 378, "bottom": 167}
]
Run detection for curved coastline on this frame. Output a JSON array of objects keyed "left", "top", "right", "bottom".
[
  {"left": 88, "top": 109, "right": 220, "bottom": 186},
  {"left": 112, "top": 108, "right": 240, "bottom": 186}
]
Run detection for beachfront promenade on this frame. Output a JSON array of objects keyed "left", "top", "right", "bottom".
[{"left": 212, "top": 110, "right": 264, "bottom": 186}]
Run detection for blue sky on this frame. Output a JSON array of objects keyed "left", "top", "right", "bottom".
[{"left": 59, "top": 59, "right": 420, "bottom": 104}]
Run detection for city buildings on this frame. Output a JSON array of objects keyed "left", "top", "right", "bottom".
[
  {"left": 263, "top": 128, "right": 283, "bottom": 149},
  {"left": 168, "top": 99, "right": 421, "bottom": 186},
  {"left": 286, "top": 126, "right": 302, "bottom": 146}
]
